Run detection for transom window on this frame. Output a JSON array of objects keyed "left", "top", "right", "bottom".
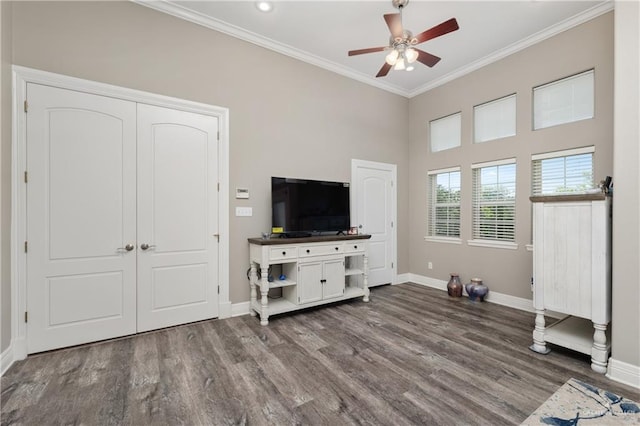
[
  {"left": 471, "top": 160, "right": 516, "bottom": 244},
  {"left": 430, "top": 112, "right": 461, "bottom": 153},
  {"left": 533, "top": 69, "right": 594, "bottom": 130},
  {"left": 426, "top": 167, "right": 461, "bottom": 240}
]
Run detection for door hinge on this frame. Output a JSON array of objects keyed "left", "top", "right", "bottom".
[
  {"left": 217, "top": 182, "right": 220, "bottom": 192},
  {"left": 24, "top": 171, "right": 28, "bottom": 183},
  {"left": 391, "top": 262, "right": 394, "bottom": 269},
  {"left": 391, "top": 180, "right": 394, "bottom": 187},
  {"left": 298, "top": 296, "right": 300, "bottom": 303},
  {"left": 391, "top": 221, "right": 394, "bottom": 228},
  {"left": 217, "top": 131, "right": 220, "bottom": 141},
  {"left": 24, "top": 100, "right": 28, "bottom": 113},
  {"left": 217, "top": 285, "right": 220, "bottom": 295},
  {"left": 24, "top": 241, "right": 28, "bottom": 253},
  {"left": 24, "top": 311, "right": 28, "bottom": 323}
]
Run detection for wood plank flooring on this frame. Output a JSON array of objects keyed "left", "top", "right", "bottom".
[{"left": 2, "top": 283, "right": 638, "bottom": 425}]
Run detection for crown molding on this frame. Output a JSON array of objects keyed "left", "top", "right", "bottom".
[
  {"left": 131, "top": 0, "right": 410, "bottom": 97},
  {"left": 133, "top": 0, "right": 613, "bottom": 99},
  {"left": 407, "top": 1, "right": 614, "bottom": 98}
]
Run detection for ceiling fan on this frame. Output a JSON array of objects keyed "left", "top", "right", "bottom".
[{"left": 348, "top": 0, "right": 459, "bottom": 77}]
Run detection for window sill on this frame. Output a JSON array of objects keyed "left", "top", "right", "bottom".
[
  {"left": 424, "top": 236, "right": 462, "bottom": 245},
  {"left": 467, "top": 239, "right": 519, "bottom": 250}
]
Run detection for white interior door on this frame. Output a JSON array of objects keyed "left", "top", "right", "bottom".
[
  {"left": 136, "top": 104, "right": 219, "bottom": 332},
  {"left": 26, "top": 84, "right": 137, "bottom": 353},
  {"left": 352, "top": 160, "right": 396, "bottom": 287}
]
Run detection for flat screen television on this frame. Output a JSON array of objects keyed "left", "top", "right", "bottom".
[{"left": 271, "top": 177, "right": 350, "bottom": 236}]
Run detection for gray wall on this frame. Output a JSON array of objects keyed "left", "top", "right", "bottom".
[
  {"left": 7, "top": 1, "right": 410, "bottom": 308},
  {"left": 612, "top": 2, "right": 640, "bottom": 372},
  {"left": 408, "top": 13, "right": 614, "bottom": 299},
  {"left": 1, "top": 0, "right": 13, "bottom": 353}
]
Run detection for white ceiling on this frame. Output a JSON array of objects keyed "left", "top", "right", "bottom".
[{"left": 138, "top": 0, "right": 612, "bottom": 98}]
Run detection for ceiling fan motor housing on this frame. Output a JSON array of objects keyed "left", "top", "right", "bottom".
[{"left": 392, "top": 0, "right": 410, "bottom": 10}]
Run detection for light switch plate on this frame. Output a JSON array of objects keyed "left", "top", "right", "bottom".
[{"left": 235, "top": 207, "right": 253, "bottom": 217}]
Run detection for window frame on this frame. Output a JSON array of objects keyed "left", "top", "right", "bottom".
[
  {"left": 531, "top": 146, "right": 595, "bottom": 195},
  {"left": 473, "top": 93, "right": 517, "bottom": 143},
  {"left": 533, "top": 69, "right": 595, "bottom": 130},
  {"left": 468, "top": 158, "right": 518, "bottom": 250},
  {"left": 425, "top": 166, "right": 462, "bottom": 244},
  {"left": 429, "top": 112, "right": 462, "bottom": 153}
]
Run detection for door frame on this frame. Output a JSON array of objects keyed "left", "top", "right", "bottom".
[
  {"left": 11, "top": 66, "right": 231, "bottom": 360},
  {"left": 350, "top": 159, "right": 398, "bottom": 286}
]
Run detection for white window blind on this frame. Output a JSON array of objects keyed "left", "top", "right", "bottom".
[
  {"left": 532, "top": 146, "right": 594, "bottom": 195},
  {"left": 474, "top": 94, "right": 516, "bottom": 143},
  {"left": 533, "top": 70, "right": 594, "bottom": 130},
  {"left": 427, "top": 168, "right": 461, "bottom": 238},
  {"left": 430, "top": 112, "right": 461, "bottom": 152},
  {"left": 471, "top": 160, "right": 516, "bottom": 242}
]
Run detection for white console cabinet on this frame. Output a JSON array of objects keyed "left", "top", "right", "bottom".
[
  {"left": 529, "top": 193, "right": 612, "bottom": 373},
  {"left": 248, "top": 235, "right": 370, "bottom": 325}
]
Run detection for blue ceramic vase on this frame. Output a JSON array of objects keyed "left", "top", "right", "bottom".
[{"left": 466, "top": 278, "right": 488, "bottom": 302}]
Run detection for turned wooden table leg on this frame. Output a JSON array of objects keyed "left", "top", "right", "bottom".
[
  {"left": 591, "top": 322, "right": 609, "bottom": 374},
  {"left": 249, "top": 262, "right": 258, "bottom": 317},
  {"left": 260, "top": 267, "right": 270, "bottom": 326},
  {"left": 530, "top": 309, "right": 551, "bottom": 354},
  {"left": 362, "top": 254, "right": 370, "bottom": 302}
]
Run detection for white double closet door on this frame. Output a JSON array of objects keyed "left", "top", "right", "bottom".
[{"left": 26, "top": 83, "right": 219, "bottom": 353}]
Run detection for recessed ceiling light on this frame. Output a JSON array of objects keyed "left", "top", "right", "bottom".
[{"left": 255, "top": 1, "right": 273, "bottom": 13}]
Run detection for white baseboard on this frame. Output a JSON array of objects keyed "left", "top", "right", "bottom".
[
  {"left": 219, "top": 301, "right": 233, "bottom": 319},
  {"left": 1, "top": 343, "right": 15, "bottom": 376},
  {"left": 403, "top": 273, "right": 564, "bottom": 318},
  {"left": 231, "top": 301, "right": 250, "bottom": 317},
  {"left": 607, "top": 358, "right": 640, "bottom": 389},
  {"left": 395, "top": 273, "right": 410, "bottom": 285}
]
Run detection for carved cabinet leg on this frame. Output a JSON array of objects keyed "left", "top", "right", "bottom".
[
  {"left": 249, "top": 263, "right": 258, "bottom": 317},
  {"left": 362, "top": 255, "right": 370, "bottom": 302},
  {"left": 530, "top": 309, "right": 551, "bottom": 354},
  {"left": 591, "top": 322, "right": 609, "bottom": 374},
  {"left": 260, "top": 267, "right": 270, "bottom": 326}
]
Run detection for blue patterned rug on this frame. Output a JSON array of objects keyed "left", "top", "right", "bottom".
[{"left": 522, "top": 378, "right": 640, "bottom": 425}]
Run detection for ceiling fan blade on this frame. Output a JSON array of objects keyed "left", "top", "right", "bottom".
[
  {"left": 348, "top": 46, "right": 387, "bottom": 56},
  {"left": 384, "top": 13, "right": 403, "bottom": 40},
  {"left": 415, "top": 49, "right": 441, "bottom": 67},
  {"left": 376, "top": 62, "right": 392, "bottom": 78},
  {"left": 414, "top": 18, "right": 459, "bottom": 44}
]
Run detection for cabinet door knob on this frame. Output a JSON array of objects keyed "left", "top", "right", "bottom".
[
  {"left": 282, "top": 251, "right": 286, "bottom": 256},
  {"left": 306, "top": 249, "right": 310, "bottom": 253},
  {"left": 335, "top": 247, "right": 339, "bottom": 251},
  {"left": 354, "top": 245, "right": 358, "bottom": 249}
]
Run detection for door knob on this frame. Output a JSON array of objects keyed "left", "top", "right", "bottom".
[
  {"left": 117, "top": 244, "right": 135, "bottom": 252},
  {"left": 140, "top": 243, "right": 156, "bottom": 251}
]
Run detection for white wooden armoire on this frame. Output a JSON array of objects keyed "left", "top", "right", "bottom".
[{"left": 529, "top": 193, "right": 612, "bottom": 373}]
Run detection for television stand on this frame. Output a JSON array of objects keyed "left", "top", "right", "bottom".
[{"left": 248, "top": 234, "right": 371, "bottom": 325}]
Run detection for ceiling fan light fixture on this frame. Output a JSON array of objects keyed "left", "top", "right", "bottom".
[
  {"left": 405, "top": 48, "right": 419, "bottom": 64},
  {"left": 385, "top": 49, "right": 399, "bottom": 65},
  {"left": 394, "top": 57, "right": 406, "bottom": 71},
  {"left": 406, "top": 65, "right": 415, "bottom": 72}
]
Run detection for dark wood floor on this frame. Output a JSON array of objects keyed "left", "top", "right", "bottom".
[{"left": 2, "top": 283, "right": 638, "bottom": 425}]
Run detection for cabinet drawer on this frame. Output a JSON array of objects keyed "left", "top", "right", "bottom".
[
  {"left": 344, "top": 242, "right": 365, "bottom": 253},
  {"left": 299, "top": 244, "right": 343, "bottom": 258},
  {"left": 269, "top": 246, "right": 298, "bottom": 261}
]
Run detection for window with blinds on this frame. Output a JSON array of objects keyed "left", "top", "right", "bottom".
[
  {"left": 471, "top": 160, "right": 516, "bottom": 242},
  {"left": 533, "top": 69, "right": 594, "bottom": 130},
  {"left": 427, "top": 168, "right": 461, "bottom": 239},
  {"left": 532, "top": 147, "right": 594, "bottom": 195},
  {"left": 430, "top": 112, "right": 461, "bottom": 153},
  {"left": 474, "top": 94, "right": 516, "bottom": 143}
]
